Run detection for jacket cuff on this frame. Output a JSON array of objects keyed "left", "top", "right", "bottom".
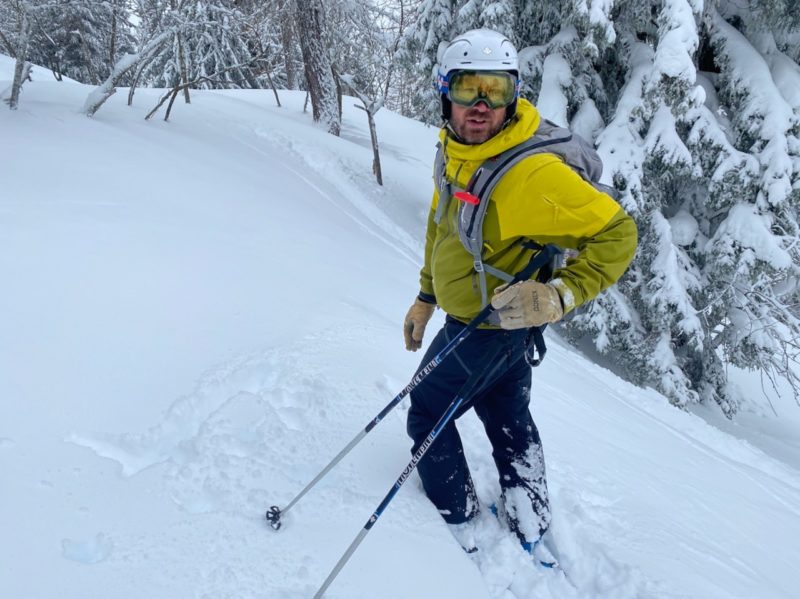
[{"left": 417, "top": 291, "right": 437, "bottom": 305}]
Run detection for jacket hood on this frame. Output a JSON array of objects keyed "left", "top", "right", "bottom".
[{"left": 439, "top": 98, "right": 541, "bottom": 162}]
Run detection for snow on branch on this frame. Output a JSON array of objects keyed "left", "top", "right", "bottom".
[
  {"left": 709, "top": 9, "right": 797, "bottom": 208},
  {"left": 596, "top": 41, "right": 654, "bottom": 214},
  {"left": 649, "top": 0, "right": 700, "bottom": 90},
  {"left": 575, "top": 0, "right": 616, "bottom": 45}
]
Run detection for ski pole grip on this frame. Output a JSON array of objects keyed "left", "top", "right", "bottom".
[{"left": 468, "top": 244, "right": 561, "bottom": 329}]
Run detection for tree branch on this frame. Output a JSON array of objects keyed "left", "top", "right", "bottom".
[{"left": 145, "top": 55, "right": 265, "bottom": 121}]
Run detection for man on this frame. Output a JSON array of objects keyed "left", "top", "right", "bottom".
[{"left": 402, "top": 29, "right": 637, "bottom": 560}]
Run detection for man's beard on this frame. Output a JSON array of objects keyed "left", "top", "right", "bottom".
[{"left": 450, "top": 112, "right": 505, "bottom": 144}]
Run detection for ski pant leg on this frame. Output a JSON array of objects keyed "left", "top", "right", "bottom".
[
  {"left": 406, "top": 319, "right": 509, "bottom": 525},
  {"left": 472, "top": 338, "right": 551, "bottom": 542}
]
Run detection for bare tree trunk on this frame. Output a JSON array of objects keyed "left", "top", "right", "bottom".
[
  {"left": 357, "top": 104, "right": 383, "bottom": 186},
  {"left": 84, "top": 31, "right": 172, "bottom": 116},
  {"left": 8, "top": 13, "right": 31, "bottom": 110},
  {"left": 341, "top": 73, "right": 384, "bottom": 186},
  {"left": 145, "top": 56, "right": 266, "bottom": 121},
  {"left": 332, "top": 64, "right": 342, "bottom": 120},
  {"left": 383, "top": 0, "right": 407, "bottom": 101},
  {"left": 127, "top": 51, "right": 161, "bottom": 106},
  {"left": 128, "top": 61, "right": 146, "bottom": 106},
  {"left": 279, "top": 1, "right": 296, "bottom": 89},
  {"left": 170, "top": 0, "right": 191, "bottom": 103},
  {"left": 177, "top": 33, "right": 191, "bottom": 103},
  {"left": 110, "top": 5, "right": 117, "bottom": 68},
  {"left": 294, "top": 0, "right": 340, "bottom": 136},
  {"left": 264, "top": 67, "right": 282, "bottom": 107}
]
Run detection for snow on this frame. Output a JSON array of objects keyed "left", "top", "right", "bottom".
[
  {"left": 650, "top": 0, "right": 699, "bottom": 85},
  {"left": 645, "top": 104, "right": 694, "bottom": 168},
  {"left": 668, "top": 209, "right": 699, "bottom": 247},
  {"left": 569, "top": 97, "right": 604, "bottom": 145},
  {"left": 711, "top": 203, "right": 794, "bottom": 271},
  {"left": 576, "top": 0, "right": 616, "bottom": 45},
  {"left": 749, "top": 30, "right": 800, "bottom": 110},
  {"left": 536, "top": 51, "right": 571, "bottom": 128},
  {"left": 596, "top": 41, "right": 653, "bottom": 208},
  {"left": 710, "top": 9, "right": 797, "bottom": 208},
  {"left": 3, "top": 54, "right": 800, "bottom": 599}
]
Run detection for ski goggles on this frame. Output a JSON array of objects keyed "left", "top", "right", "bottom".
[{"left": 438, "top": 70, "right": 519, "bottom": 109}]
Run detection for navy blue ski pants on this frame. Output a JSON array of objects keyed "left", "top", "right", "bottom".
[{"left": 407, "top": 316, "right": 551, "bottom": 538}]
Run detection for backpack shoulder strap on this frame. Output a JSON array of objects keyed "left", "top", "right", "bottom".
[
  {"left": 467, "top": 123, "right": 574, "bottom": 203},
  {"left": 433, "top": 141, "right": 456, "bottom": 224},
  {"left": 468, "top": 119, "right": 618, "bottom": 206}
]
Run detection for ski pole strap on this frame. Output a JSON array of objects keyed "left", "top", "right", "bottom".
[
  {"left": 524, "top": 325, "right": 547, "bottom": 367},
  {"left": 513, "top": 243, "right": 561, "bottom": 368},
  {"left": 512, "top": 242, "right": 560, "bottom": 284}
]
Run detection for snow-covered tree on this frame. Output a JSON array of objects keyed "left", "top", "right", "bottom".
[
  {"left": 570, "top": 1, "right": 800, "bottom": 414},
  {"left": 395, "top": 0, "right": 458, "bottom": 122},
  {"left": 324, "top": 0, "right": 404, "bottom": 104},
  {"left": 394, "top": 0, "right": 800, "bottom": 416},
  {"left": 132, "top": 0, "right": 262, "bottom": 94},
  {"left": 5, "top": 0, "right": 800, "bottom": 415},
  {"left": 26, "top": 0, "right": 136, "bottom": 84},
  {"left": 1, "top": 0, "right": 33, "bottom": 109}
]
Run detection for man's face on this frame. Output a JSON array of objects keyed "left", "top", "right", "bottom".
[{"left": 449, "top": 101, "right": 506, "bottom": 145}]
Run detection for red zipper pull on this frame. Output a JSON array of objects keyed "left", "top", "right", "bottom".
[{"left": 453, "top": 191, "right": 480, "bottom": 205}]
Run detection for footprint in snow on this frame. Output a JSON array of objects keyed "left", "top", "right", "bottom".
[{"left": 61, "top": 532, "right": 114, "bottom": 564}]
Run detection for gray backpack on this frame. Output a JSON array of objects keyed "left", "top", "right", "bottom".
[{"left": 433, "top": 119, "right": 617, "bottom": 308}]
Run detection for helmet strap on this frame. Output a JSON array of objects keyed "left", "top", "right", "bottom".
[
  {"left": 505, "top": 98, "right": 518, "bottom": 123},
  {"left": 440, "top": 94, "right": 452, "bottom": 121},
  {"left": 443, "top": 120, "right": 467, "bottom": 144}
]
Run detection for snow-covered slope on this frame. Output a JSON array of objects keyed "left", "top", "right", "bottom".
[{"left": 2, "top": 57, "right": 800, "bottom": 599}]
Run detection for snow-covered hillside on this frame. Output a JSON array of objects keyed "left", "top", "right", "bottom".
[{"left": 2, "top": 56, "right": 800, "bottom": 598}]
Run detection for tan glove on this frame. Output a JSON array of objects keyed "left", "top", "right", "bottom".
[
  {"left": 491, "top": 281, "right": 563, "bottom": 330},
  {"left": 403, "top": 298, "right": 436, "bottom": 351}
]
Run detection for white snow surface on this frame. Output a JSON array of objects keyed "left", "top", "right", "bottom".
[{"left": 3, "top": 55, "right": 800, "bottom": 599}]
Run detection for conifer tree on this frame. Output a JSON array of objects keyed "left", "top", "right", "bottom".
[
  {"left": 396, "top": 0, "right": 457, "bottom": 123},
  {"left": 395, "top": 0, "right": 800, "bottom": 414}
]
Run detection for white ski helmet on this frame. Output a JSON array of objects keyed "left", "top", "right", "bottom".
[{"left": 436, "top": 29, "right": 520, "bottom": 121}]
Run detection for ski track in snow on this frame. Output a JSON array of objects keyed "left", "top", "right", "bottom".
[
  {"left": 69, "top": 322, "right": 655, "bottom": 598},
  {"left": 69, "top": 325, "right": 381, "bottom": 597},
  {"left": 246, "top": 125, "right": 423, "bottom": 266}
]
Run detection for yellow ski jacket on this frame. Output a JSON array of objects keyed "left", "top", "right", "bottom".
[{"left": 419, "top": 98, "right": 637, "bottom": 323}]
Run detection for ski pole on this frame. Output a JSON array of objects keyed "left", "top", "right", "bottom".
[
  {"left": 265, "top": 243, "right": 561, "bottom": 531},
  {"left": 266, "top": 297, "right": 494, "bottom": 531},
  {"left": 314, "top": 342, "right": 506, "bottom": 598}
]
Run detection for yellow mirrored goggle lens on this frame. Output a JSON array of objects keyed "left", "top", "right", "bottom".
[{"left": 448, "top": 71, "right": 516, "bottom": 108}]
